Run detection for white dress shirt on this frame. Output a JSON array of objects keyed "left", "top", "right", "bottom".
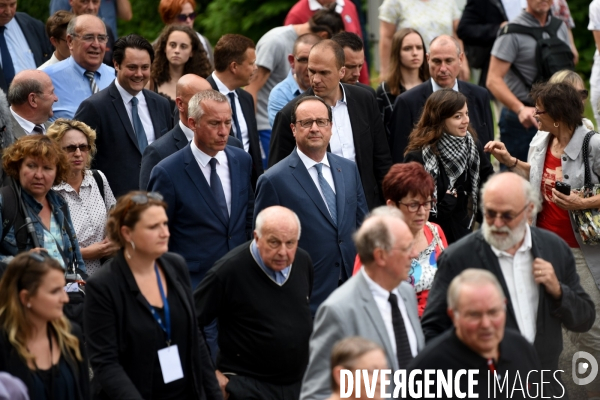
[
  {"left": 308, "top": 0, "right": 344, "bottom": 13},
  {"left": 490, "top": 225, "right": 538, "bottom": 343},
  {"left": 179, "top": 120, "right": 194, "bottom": 142},
  {"left": 115, "top": 79, "right": 155, "bottom": 144},
  {"left": 361, "top": 268, "right": 418, "bottom": 357},
  {"left": 211, "top": 72, "right": 249, "bottom": 152},
  {"left": 431, "top": 77, "right": 459, "bottom": 93},
  {"left": 328, "top": 84, "right": 355, "bottom": 162},
  {"left": 10, "top": 107, "right": 44, "bottom": 134},
  {"left": 190, "top": 141, "right": 232, "bottom": 216},
  {"left": 297, "top": 148, "right": 337, "bottom": 215},
  {"left": 1, "top": 18, "right": 36, "bottom": 74}
]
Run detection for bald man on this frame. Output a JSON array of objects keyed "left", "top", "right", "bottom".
[
  {"left": 7, "top": 70, "right": 58, "bottom": 138},
  {"left": 139, "top": 74, "right": 242, "bottom": 189}
]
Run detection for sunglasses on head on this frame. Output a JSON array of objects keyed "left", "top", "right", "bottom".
[
  {"left": 177, "top": 12, "right": 196, "bottom": 22},
  {"left": 121, "top": 192, "right": 164, "bottom": 223}
]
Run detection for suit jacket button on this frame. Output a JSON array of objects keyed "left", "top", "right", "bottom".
[
  {"left": 562, "top": 157, "right": 567, "bottom": 161},
  {"left": 564, "top": 174, "right": 569, "bottom": 179}
]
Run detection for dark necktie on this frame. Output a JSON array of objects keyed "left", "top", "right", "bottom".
[
  {"left": 314, "top": 163, "right": 337, "bottom": 225},
  {"left": 388, "top": 292, "right": 413, "bottom": 369},
  {"left": 131, "top": 97, "right": 148, "bottom": 153},
  {"left": 32, "top": 125, "right": 43, "bottom": 134},
  {"left": 0, "top": 26, "right": 15, "bottom": 87},
  {"left": 228, "top": 92, "right": 243, "bottom": 142},
  {"left": 84, "top": 70, "right": 99, "bottom": 94},
  {"left": 209, "top": 158, "right": 229, "bottom": 223}
]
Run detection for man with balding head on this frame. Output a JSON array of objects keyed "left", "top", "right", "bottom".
[
  {"left": 7, "top": 70, "right": 57, "bottom": 139},
  {"left": 421, "top": 172, "right": 595, "bottom": 395},
  {"left": 300, "top": 206, "right": 424, "bottom": 400},
  {"left": 195, "top": 205, "right": 313, "bottom": 400},
  {"left": 45, "top": 14, "right": 115, "bottom": 120},
  {"left": 139, "top": 74, "right": 242, "bottom": 189},
  {"left": 389, "top": 35, "right": 493, "bottom": 162}
]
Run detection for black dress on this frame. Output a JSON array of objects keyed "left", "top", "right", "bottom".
[{"left": 31, "top": 356, "right": 77, "bottom": 400}]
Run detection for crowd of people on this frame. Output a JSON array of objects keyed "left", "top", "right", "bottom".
[{"left": 0, "top": 0, "right": 598, "bottom": 398}]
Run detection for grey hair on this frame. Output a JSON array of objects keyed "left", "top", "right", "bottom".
[
  {"left": 7, "top": 79, "right": 43, "bottom": 106},
  {"left": 447, "top": 268, "right": 506, "bottom": 311},
  {"left": 66, "top": 15, "right": 106, "bottom": 36},
  {"left": 429, "top": 35, "right": 462, "bottom": 57},
  {"left": 479, "top": 172, "right": 542, "bottom": 214},
  {"left": 353, "top": 206, "right": 404, "bottom": 264},
  {"left": 255, "top": 206, "right": 302, "bottom": 240},
  {"left": 188, "top": 90, "right": 229, "bottom": 122}
]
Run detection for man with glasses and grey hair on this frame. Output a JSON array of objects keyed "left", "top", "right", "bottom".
[
  {"left": 421, "top": 172, "right": 594, "bottom": 396},
  {"left": 45, "top": 14, "right": 114, "bottom": 120}
]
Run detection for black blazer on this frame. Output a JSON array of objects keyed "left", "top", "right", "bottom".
[
  {"left": 74, "top": 81, "right": 173, "bottom": 198},
  {"left": 268, "top": 84, "right": 393, "bottom": 210},
  {"left": 421, "top": 228, "right": 595, "bottom": 377},
  {"left": 457, "top": 0, "right": 508, "bottom": 86},
  {"left": 206, "top": 75, "right": 264, "bottom": 189},
  {"left": 0, "top": 323, "right": 89, "bottom": 400},
  {"left": 84, "top": 250, "right": 222, "bottom": 400},
  {"left": 139, "top": 122, "right": 242, "bottom": 190},
  {"left": 389, "top": 80, "right": 494, "bottom": 163},
  {"left": 0, "top": 13, "right": 52, "bottom": 92}
]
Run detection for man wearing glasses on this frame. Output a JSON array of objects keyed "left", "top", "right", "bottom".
[
  {"left": 45, "top": 14, "right": 114, "bottom": 120},
  {"left": 421, "top": 172, "right": 594, "bottom": 396}
]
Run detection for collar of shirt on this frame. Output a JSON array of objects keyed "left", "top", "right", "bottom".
[
  {"left": 308, "top": 0, "right": 344, "bottom": 12},
  {"left": 360, "top": 268, "right": 401, "bottom": 302},
  {"left": 69, "top": 56, "right": 103, "bottom": 79},
  {"left": 190, "top": 139, "right": 226, "bottom": 168},
  {"left": 296, "top": 147, "right": 330, "bottom": 171},
  {"left": 490, "top": 224, "right": 533, "bottom": 258},
  {"left": 115, "top": 79, "right": 145, "bottom": 106},
  {"left": 285, "top": 71, "right": 303, "bottom": 95},
  {"left": 9, "top": 107, "right": 43, "bottom": 135},
  {"left": 431, "top": 77, "right": 459, "bottom": 93},
  {"left": 250, "top": 239, "right": 291, "bottom": 284},
  {"left": 336, "top": 83, "right": 348, "bottom": 105},
  {"left": 53, "top": 170, "right": 94, "bottom": 193},
  {"left": 179, "top": 120, "right": 194, "bottom": 142},
  {"left": 211, "top": 71, "right": 237, "bottom": 97}
]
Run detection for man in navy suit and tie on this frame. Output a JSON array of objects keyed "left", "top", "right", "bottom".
[
  {"left": 148, "top": 89, "right": 254, "bottom": 288},
  {"left": 254, "top": 95, "right": 368, "bottom": 314}
]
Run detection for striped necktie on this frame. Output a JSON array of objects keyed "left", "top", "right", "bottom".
[{"left": 84, "top": 70, "right": 99, "bottom": 94}]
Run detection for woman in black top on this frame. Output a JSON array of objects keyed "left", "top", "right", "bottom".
[
  {"left": 404, "top": 89, "right": 493, "bottom": 243},
  {"left": 0, "top": 251, "right": 89, "bottom": 400},
  {"left": 84, "top": 191, "right": 222, "bottom": 400}
]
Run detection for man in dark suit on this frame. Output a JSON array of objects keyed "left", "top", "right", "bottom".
[
  {"left": 331, "top": 31, "right": 376, "bottom": 96},
  {"left": 148, "top": 89, "right": 254, "bottom": 288},
  {"left": 0, "top": 2, "right": 52, "bottom": 91},
  {"left": 207, "top": 34, "right": 263, "bottom": 188},
  {"left": 195, "top": 206, "right": 313, "bottom": 400},
  {"left": 421, "top": 172, "right": 595, "bottom": 395},
  {"left": 269, "top": 40, "right": 392, "bottom": 210},
  {"left": 389, "top": 35, "right": 494, "bottom": 163},
  {"left": 139, "top": 74, "right": 242, "bottom": 190},
  {"left": 7, "top": 70, "right": 56, "bottom": 139},
  {"left": 255, "top": 96, "right": 368, "bottom": 314},
  {"left": 74, "top": 34, "right": 172, "bottom": 197}
]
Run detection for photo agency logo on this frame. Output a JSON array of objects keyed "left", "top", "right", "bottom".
[{"left": 572, "top": 351, "right": 599, "bottom": 386}]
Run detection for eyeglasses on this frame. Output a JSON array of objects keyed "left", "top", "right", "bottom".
[
  {"left": 483, "top": 203, "right": 530, "bottom": 223},
  {"left": 455, "top": 306, "right": 506, "bottom": 322},
  {"left": 579, "top": 89, "right": 589, "bottom": 100},
  {"left": 295, "top": 118, "right": 330, "bottom": 128},
  {"left": 176, "top": 12, "right": 197, "bottom": 22},
  {"left": 533, "top": 108, "right": 546, "bottom": 116},
  {"left": 121, "top": 192, "right": 164, "bottom": 224},
  {"left": 71, "top": 34, "right": 109, "bottom": 44},
  {"left": 397, "top": 200, "right": 436, "bottom": 213},
  {"left": 63, "top": 144, "right": 91, "bottom": 153},
  {"left": 295, "top": 57, "right": 308, "bottom": 64}
]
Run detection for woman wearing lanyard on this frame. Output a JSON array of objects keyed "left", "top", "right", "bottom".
[{"left": 83, "top": 191, "right": 222, "bottom": 400}]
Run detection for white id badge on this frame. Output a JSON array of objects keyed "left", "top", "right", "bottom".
[{"left": 157, "top": 345, "right": 184, "bottom": 384}]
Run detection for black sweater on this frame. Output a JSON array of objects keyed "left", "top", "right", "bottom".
[{"left": 195, "top": 241, "right": 314, "bottom": 385}]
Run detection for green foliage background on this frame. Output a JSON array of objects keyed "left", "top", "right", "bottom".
[{"left": 18, "top": 0, "right": 597, "bottom": 78}]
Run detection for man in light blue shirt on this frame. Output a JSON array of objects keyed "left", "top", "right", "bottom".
[
  {"left": 45, "top": 14, "right": 114, "bottom": 120},
  {"left": 267, "top": 33, "right": 321, "bottom": 127}
]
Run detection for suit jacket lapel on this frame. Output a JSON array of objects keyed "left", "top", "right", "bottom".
[
  {"left": 183, "top": 145, "right": 229, "bottom": 227},
  {"left": 16, "top": 15, "right": 43, "bottom": 65},
  {"left": 328, "top": 154, "right": 345, "bottom": 227},
  {"left": 109, "top": 83, "right": 139, "bottom": 150},
  {"left": 173, "top": 124, "right": 188, "bottom": 150},
  {"left": 530, "top": 229, "right": 547, "bottom": 339},
  {"left": 145, "top": 90, "right": 164, "bottom": 142},
  {"left": 225, "top": 147, "right": 240, "bottom": 226}
]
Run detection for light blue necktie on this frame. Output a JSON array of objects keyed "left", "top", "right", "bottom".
[
  {"left": 314, "top": 163, "right": 337, "bottom": 225},
  {"left": 131, "top": 97, "right": 148, "bottom": 153}
]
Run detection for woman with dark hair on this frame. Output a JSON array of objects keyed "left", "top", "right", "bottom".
[
  {"left": 0, "top": 251, "right": 89, "bottom": 399},
  {"left": 377, "top": 28, "right": 429, "bottom": 138},
  {"left": 353, "top": 162, "right": 447, "bottom": 315},
  {"left": 486, "top": 82, "right": 600, "bottom": 398},
  {"left": 149, "top": 24, "right": 213, "bottom": 109},
  {"left": 0, "top": 135, "right": 85, "bottom": 272},
  {"left": 84, "top": 191, "right": 222, "bottom": 400},
  {"left": 405, "top": 89, "right": 494, "bottom": 244}
]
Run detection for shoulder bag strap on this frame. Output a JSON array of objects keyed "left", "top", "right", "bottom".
[
  {"left": 582, "top": 131, "right": 596, "bottom": 187},
  {"left": 91, "top": 169, "right": 105, "bottom": 203}
]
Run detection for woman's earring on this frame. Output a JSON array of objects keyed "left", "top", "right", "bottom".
[
  {"left": 130, "top": 241, "right": 136, "bottom": 251},
  {"left": 26, "top": 303, "right": 31, "bottom": 309},
  {"left": 554, "top": 122, "right": 559, "bottom": 128}
]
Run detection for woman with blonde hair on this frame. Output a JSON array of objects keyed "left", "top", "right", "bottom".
[
  {"left": 48, "top": 119, "right": 118, "bottom": 275},
  {"left": 0, "top": 251, "right": 89, "bottom": 399},
  {"left": 548, "top": 70, "right": 594, "bottom": 130}
]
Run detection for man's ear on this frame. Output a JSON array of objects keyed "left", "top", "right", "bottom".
[
  {"left": 447, "top": 308, "right": 456, "bottom": 322},
  {"left": 291, "top": 123, "right": 297, "bottom": 138},
  {"left": 288, "top": 54, "right": 295, "bottom": 69}
]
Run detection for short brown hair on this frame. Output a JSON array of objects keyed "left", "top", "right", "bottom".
[
  {"left": 530, "top": 82, "right": 583, "bottom": 131},
  {"left": 46, "top": 10, "right": 74, "bottom": 40},
  {"left": 383, "top": 162, "right": 435, "bottom": 203},
  {"left": 46, "top": 118, "right": 97, "bottom": 171},
  {"left": 330, "top": 337, "right": 383, "bottom": 390},
  {"left": 293, "top": 33, "right": 321, "bottom": 56},
  {"left": 158, "top": 0, "right": 196, "bottom": 25},
  {"left": 2, "top": 135, "right": 69, "bottom": 185},
  {"left": 213, "top": 34, "right": 255, "bottom": 73},
  {"left": 106, "top": 191, "right": 168, "bottom": 247}
]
